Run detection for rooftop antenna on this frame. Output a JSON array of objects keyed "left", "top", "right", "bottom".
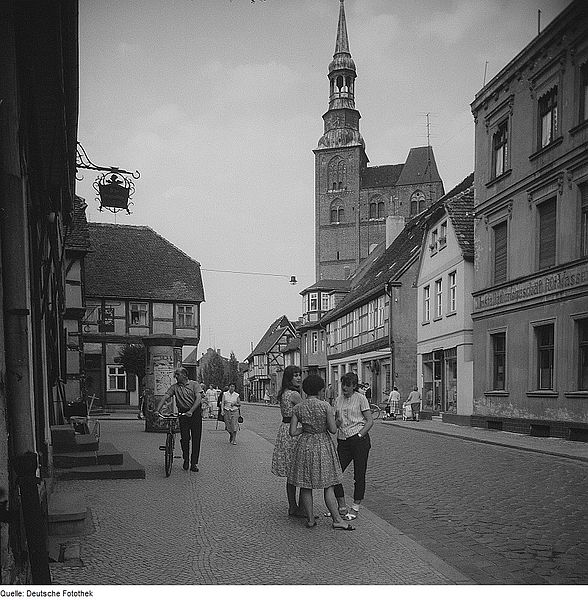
[
  {"left": 483, "top": 60, "right": 489, "bottom": 86},
  {"left": 538, "top": 9, "right": 541, "bottom": 35}
]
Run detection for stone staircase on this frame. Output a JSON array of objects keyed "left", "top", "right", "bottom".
[{"left": 50, "top": 424, "right": 145, "bottom": 481}]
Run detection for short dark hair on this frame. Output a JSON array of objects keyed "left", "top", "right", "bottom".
[
  {"left": 340, "top": 372, "right": 358, "bottom": 388},
  {"left": 302, "top": 374, "right": 325, "bottom": 396}
]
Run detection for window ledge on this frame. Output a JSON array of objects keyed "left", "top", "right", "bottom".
[
  {"left": 433, "top": 316, "right": 442, "bottom": 322},
  {"left": 446, "top": 311, "right": 457, "bottom": 317},
  {"left": 564, "top": 391, "right": 588, "bottom": 399},
  {"left": 526, "top": 390, "right": 558, "bottom": 397},
  {"left": 529, "top": 136, "right": 563, "bottom": 161},
  {"left": 421, "top": 320, "right": 430, "bottom": 326},
  {"left": 484, "top": 390, "right": 509, "bottom": 396},
  {"left": 485, "top": 168, "right": 512, "bottom": 188},
  {"left": 569, "top": 120, "right": 588, "bottom": 137}
]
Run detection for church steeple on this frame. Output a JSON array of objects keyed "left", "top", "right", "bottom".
[
  {"left": 316, "top": 0, "right": 363, "bottom": 151},
  {"left": 328, "top": 0, "right": 356, "bottom": 110}
]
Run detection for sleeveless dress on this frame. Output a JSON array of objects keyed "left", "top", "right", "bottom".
[
  {"left": 287, "top": 398, "right": 343, "bottom": 489},
  {"left": 271, "top": 389, "right": 302, "bottom": 477}
]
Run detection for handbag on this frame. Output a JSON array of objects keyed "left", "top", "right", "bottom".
[{"left": 238, "top": 409, "right": 244, "bottom": 424}]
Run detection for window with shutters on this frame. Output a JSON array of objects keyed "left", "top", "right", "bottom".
[
  {"left": 538, "top": 198, "right": 556, "bottom": 270},
  {"left": 578, "top": 318, "right": 588, "bottom": 391},
  {"left": 581, "top": 184, "right": 588, "bottom": 258},
  {"left": 535, "top": 324, "right": 554, "bottom": 390},
  {"left": 491, "top": 332, "right": 506, "bottom": 391},
  {"left": 492, "top": 120, "right": 509, "bottom": 178},
  {"left": 538, "top": 87, "right": 558, "bottom": 149},
  {"left": 492, "top": 221, "right": 508, "bottom": 285}
]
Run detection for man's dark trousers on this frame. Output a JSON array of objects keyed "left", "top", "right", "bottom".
[{"left": 179, "top": 412, "right": 202, "bottom": 466}]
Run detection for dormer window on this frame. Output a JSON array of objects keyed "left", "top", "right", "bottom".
[
  {"left": 439, "top": 222, "right": 447, "bottom": 248},
  {"left": 430, "top": 229, "right": 438, "bottom": 253}
]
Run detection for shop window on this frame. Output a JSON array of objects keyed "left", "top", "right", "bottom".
[
  {"left": 578, "top": 319, "right": 588, "bottom": 391},
  {"left": 538, "top": 198, "right": 556, "bottom": 270},
  {"left": 130, "top": 302, "right": 148, "bottom": 326},
  {"left": 538, "top": 86, "right": 558, "bottom": 149},
  {"left": 493, "top": 221, "right": 508, "bottom": 284},
  {"left": 536, "top": 324, "right": 554, "bottom": 390},
  {"left": 107, "top": 365, "right": 127, "bottom": 391},
  {"left": 491, "top": 332, "right": 506, "bottom": 390},
  {"left": 177, "top": 305, "right": 193, "bottom": 328}
]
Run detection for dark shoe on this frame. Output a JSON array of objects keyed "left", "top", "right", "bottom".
[
  {"left": 332, "top": 523, "right": 355, "bottom": 531},
  {"left": 190, "top": 465, "right": 199, "bottom": 472},
  {"left": 183, "top": 460, "right": 190, "bottom": 471},
  {"left": 306, "top": 521, "right": 317, "bottom": 528}
]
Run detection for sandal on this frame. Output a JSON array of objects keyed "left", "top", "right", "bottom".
[
  {"left": 332, "top": 523, "right": 355, "bottom": 531},
  {"left": 341, "top": 512, "right": 357, "bottom": 520}
]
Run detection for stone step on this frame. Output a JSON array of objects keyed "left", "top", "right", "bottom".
[
  {"left": 47, "top": 492, "right": 90, "bottom": 537},
  {"left": 53, "top": 431, "right": 99, "bottom": 453},
  {"left": 53, "top": 442, "right": 123, "bottom": 468},
  {"left": 54, "top": 452, "right": 145, "bottom": 481},
  {"left": 50, "top": 425, "right": 76, "bottom": 447}
]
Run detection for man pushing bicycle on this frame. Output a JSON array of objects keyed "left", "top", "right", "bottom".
[{"left": 155, "top": 367, "right": 203, "bottom": 472}]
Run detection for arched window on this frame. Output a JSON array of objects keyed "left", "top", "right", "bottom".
[
  {"left": 330, "top": 201, "right": 344, "bottom": 223},
  {"left": 369, "top": 202, "right": 377, "bottom": 219},
  {"left": 327, "top": 156, "right": 347, "bottom": 191},
  {"left": 369, "top": 196, "right": 386, "bottom": 219},
  {"left": 410, "top": 190, "right": 426, "bottom": 216},
  {"left": 377, "top": 201, "right": 385, "bottom": 219}
]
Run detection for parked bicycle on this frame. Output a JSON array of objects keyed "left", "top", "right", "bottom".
[{"left": 156, "top": 412, "right": 184, "bottom": 477}]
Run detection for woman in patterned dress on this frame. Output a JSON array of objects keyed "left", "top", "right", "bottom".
[
  {"left": 271, "top": 365, "right": 303, "bottom": 516},
  {"left": 287, "top": 374, "right": 355, "bottom": 531}
]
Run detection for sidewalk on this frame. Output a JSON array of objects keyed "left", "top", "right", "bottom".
[
  {"left": 380, "top": 417, "right": 588, "bottom": 463},
  {"left": 49, "top": 418, "right": 472, "bottom": 585}
]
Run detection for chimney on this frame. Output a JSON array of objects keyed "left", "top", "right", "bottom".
[{"left": 386, "top": 215, "right": 405, "bottom": 248}]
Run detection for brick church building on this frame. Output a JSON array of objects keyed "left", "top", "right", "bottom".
[{"left": 314, "top": 0, "right": 445, "bottom": 281}]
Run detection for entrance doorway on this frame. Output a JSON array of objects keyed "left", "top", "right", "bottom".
[{"left": 422, "top": 348, "right": 457, "bottom": 413}]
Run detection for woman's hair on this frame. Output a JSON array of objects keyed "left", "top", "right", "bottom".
[
  {"left": 302, "top": 374, "right": 325, "bottom": 396},
  {"left": 174, "top": 367, "right": 188, "bottom": 378},
  {"left": 340, "top": 371, "right": 359, "bottom": 390},
  {"left": 277, "top": 365, "right": 302, "bottom": 402}
]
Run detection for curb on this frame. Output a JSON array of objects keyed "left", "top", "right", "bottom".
[{"left": 381, "top": 419, "right": 588, "bottom": 463}]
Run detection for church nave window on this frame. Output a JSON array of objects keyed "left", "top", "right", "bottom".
[{"left": 330, "top": 203, "right": 344, "bottom": 223}]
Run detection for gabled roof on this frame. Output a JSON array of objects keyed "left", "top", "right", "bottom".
[
  {"left": 247, "top": 315, "right": 295, "bottom": 360},
  {"left": 395, "top": 146, "right": 442, "bottom": 186},
  {"left": 85, "top": 223, "right": 205, "bottom": 302},
  {"left": 300, "top": 279, "right": 352, "bottom": 295},
  {"left": 65, "top": 196, "right": 90, "bottom": 251},
  {"left": 361, "top": 164, "right": 404, "bottom": 188},
  {"left": 445, "top": 178, "right": 474, "bottom": 260},
  {"left": 283, "top": 337, "right": 301, "bottom": 353}
]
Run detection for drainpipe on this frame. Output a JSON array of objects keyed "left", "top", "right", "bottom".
[{"left": 385, "top": 281, "right": 402, "bottom": 389}]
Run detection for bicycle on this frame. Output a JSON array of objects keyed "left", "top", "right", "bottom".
[{"left": 156, "top": 412, "right": 183, "bottom": 477}]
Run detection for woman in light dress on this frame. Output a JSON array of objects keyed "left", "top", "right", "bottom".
[
  {"left": 271, "top": 365, "right": 303, "bottom": 516},
  {"left": 288, "top": 374, "right": 354, "bottom": 531},
  {"left": 221, "top": 383, "right": 241, "bottom": 444}
]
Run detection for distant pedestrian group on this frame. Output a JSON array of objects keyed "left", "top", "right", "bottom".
[{"left": 271, "top": 368, "right": 375, "bottom": 531}]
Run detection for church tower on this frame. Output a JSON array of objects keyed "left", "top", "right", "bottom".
[{"left": 313, "top": 0, "right": 367, "bottom": 281}]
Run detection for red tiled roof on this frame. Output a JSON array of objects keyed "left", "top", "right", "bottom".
[{"left": 85, "top": 223, "right": 205, "bottom": 302}]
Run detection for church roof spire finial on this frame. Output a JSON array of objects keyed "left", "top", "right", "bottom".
[{"left": 334, "top": 0, "right": 350, "bottom": 56}]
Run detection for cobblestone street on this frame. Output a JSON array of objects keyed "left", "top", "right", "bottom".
[{"left": 49, "top": 410, "right": 468, "bottom": 585}]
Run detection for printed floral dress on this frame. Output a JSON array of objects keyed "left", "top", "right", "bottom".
[
  {"left": 271, "top": 389, "right": 302, "bottom": 477},
  {"left": 287, "top": 398, "right": 343, "bottom": 489}
]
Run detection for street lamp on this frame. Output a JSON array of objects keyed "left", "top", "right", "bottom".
[{"left": 200, "top": 268, "right": 298, "bottom": 285}]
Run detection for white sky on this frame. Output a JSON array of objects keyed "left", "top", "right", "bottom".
[{"left": 77, "top": 0, "right": 570, "bottom": 362}]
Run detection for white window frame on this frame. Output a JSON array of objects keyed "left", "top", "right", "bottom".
[
  {"left": 448, "top": 271, "right": 457, "bottom": 314},
  {"left": 309, "top": 292, "right": 318, "bottom": 311},
  {"left": 311, "top": 331, "right": 319, "bottom": 354},
  {"left": 423, "top": 285, "right": 430, "bottom": 322},
  {"left": 177, "top": 304, "right": 194, "bottom": 328},
  {"left": 130, "top": 302, "right": 148, "bottom": 326},
  {"left": 321, "top": 293, "right": 330, "bottom": 311},
  {"left": 435, "top": 279, "right": 443, "bottom": 319},
  {"left": 107, "top": 365, "right": 127, "bottom": 391}
]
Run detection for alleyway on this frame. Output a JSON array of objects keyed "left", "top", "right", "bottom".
[{"left": 49, "top": 409, "right": 467, "bottom": 585}]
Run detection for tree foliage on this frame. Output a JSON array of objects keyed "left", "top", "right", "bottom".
[
  {"left": 227, "top": 352, "right": 242, "bottom": 394},
  {"left": 202, "top": 351, "right": 226, "bottom": 388},
  {"left": 117, "top": 343, "right": 147, "bottom": 385}
]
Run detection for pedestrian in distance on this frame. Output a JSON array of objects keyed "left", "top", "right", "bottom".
[
  {"left": 221, "top": 383, "right": 241, "bottom": 444},
  {"left": 288, "top": 374, "right": 354, "bottom": 531},
  {"left": 271, "top": 365, "right": 303, "bottom": 517},
  {"left": 205, "top": 384, "right": 218, "bottom": 419},
  {"left": 333, "top": 371, "right": 373, "bottom": 520},
  {"left": 387, "top": 385, "right": 401, "bottom": 419},
  {"left": 403, "top": 386, "right": 421, "bottom": 421},
  {"left": 155, "top": 367, "right": 203, "bottom": 472}
]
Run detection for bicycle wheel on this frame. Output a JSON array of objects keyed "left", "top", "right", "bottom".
[
  {"left": 369, "top": 404, "right": 381, "bottom": 420},
  {"left": 164, "top": 432, "right": 174, "bottom": 477}
]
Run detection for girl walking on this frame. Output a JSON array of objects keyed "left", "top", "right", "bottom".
[{"left": 287, "top": 374, "right": 355, "bottom": 531}]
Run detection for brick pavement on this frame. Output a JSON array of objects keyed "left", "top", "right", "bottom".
[{"left": 49, "top": 418, "right": 470, "bottom": 585}]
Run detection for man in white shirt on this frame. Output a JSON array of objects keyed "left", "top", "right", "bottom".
[{"left": 205, "top": 385, "right": 218, "bottom": 418}]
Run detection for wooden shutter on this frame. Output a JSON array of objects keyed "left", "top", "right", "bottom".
[
  {"left": 538, "top": 198, "right": 556, "bottom": 269},
  {"left": 493, "top": 221, "right": 507, "bottom": 284}
]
